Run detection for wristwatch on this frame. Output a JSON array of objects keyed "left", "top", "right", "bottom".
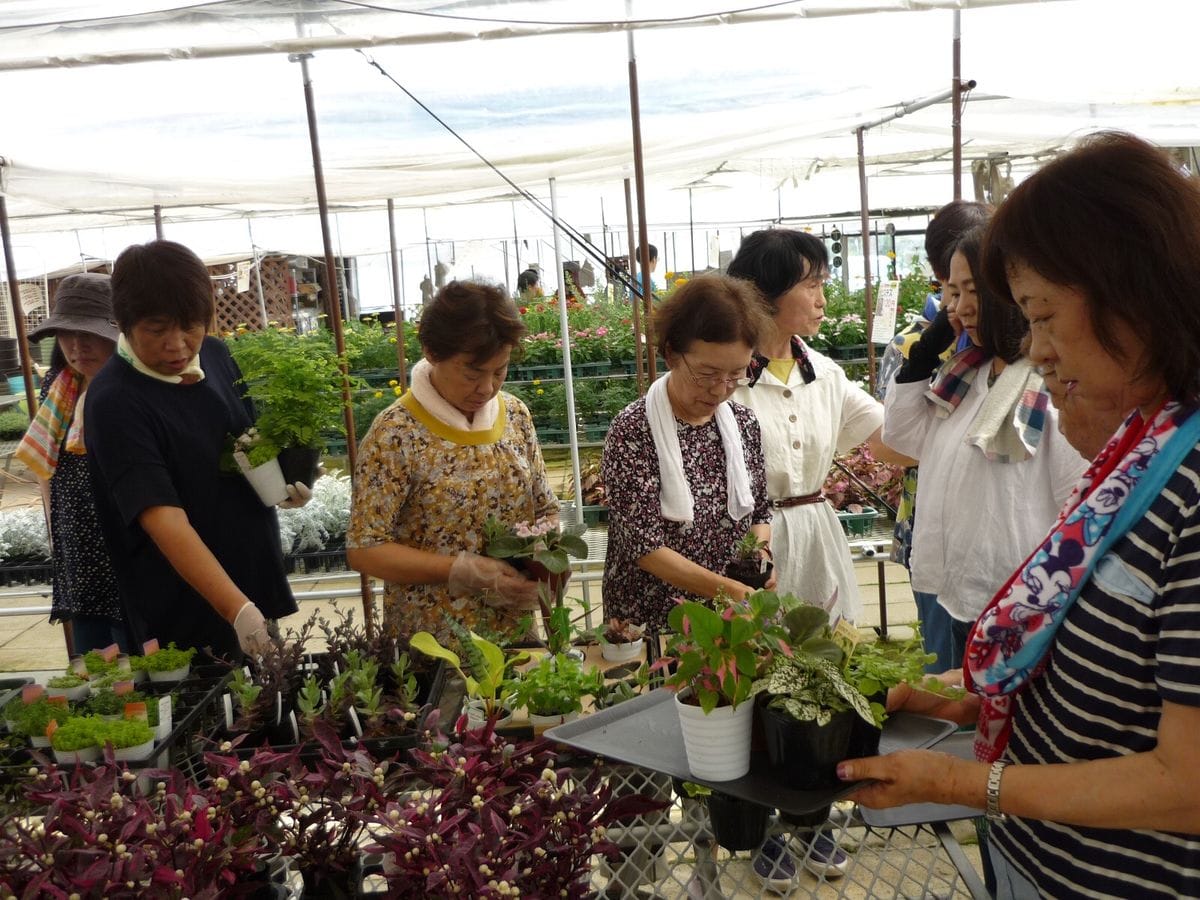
[{"left": 986, "top": 759, "right": 1011, "bottom": 823}]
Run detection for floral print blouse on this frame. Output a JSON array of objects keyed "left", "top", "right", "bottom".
[
  {"left": 601, "top": 397, "right": 771, "bottom": 630},
  {"left": 346, "top": 391, "right": 558, "bottom": 644}
]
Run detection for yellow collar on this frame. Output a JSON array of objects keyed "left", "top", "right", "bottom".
[{"left": 399, "top": 391, "right": 507, "bottom": 445}]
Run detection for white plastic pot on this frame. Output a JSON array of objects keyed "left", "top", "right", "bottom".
[
  {"left": 147, "top": 665, "right": 190, "bottom": 683},
  {"left": 528, "top": 710, "right": 579, "bottom": 730},
  {"left": 601, "top": 638, "right": 644, "bottom": 663},
  {"left": 113, "top": 737, "right": 156, "bottom": 762},
  {"left": 46, "top": 682, "right": 91, "bottom": 703},
  {"left": 29, "top": 734, "right": 51, "bottom": 748},
  {"left": 241, "top": 456, "right": 289, "bottom": 507},
  {"left": 674, "top": 692, "right": 754, "bottom": 781},
  {"left": 465, "top": 700, "right": 512, "bottom": 731},
  {"left": 53, "top": 745, "right": 100, "bottom": 765}
]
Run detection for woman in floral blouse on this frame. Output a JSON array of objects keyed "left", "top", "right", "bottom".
[
  {"left": 347, "top": 281, "right": 556, "bottom": 643},
  {"left": 602, "top": 274, "right": 774, "bottom": 632}
]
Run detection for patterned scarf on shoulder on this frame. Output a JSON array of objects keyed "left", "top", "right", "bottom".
[
  {"left": 14, "top": 369, "right": 85, "bottom": 480},
  {"left": 965, "top": 401, "right": 1200, "bottom": 762}
]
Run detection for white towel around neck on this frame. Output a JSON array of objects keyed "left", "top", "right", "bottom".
[
  {"left": 410, "top": 358, "right": 499, "bottom": 432},
  {"left": 646, "top": 372, "right": 754, "bottom": 524}
]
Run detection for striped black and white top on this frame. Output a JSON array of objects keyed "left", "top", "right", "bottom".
[{"left": 990, "top": 446, "right": 1200, "bottom": 899}]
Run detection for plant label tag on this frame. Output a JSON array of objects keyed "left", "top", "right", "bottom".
[
  {"left": 45, "top": 719, "right": 58, "bottom": 739},
  {"left": 242, "top": 666, "right": 252, "bottom": 679},
  {"left": 113, "top": 681, "right": 135, "bottom": 696},
  {"left": 124, "top": 701, "right": 148, "bottom": 722},
  {"left": 347, "top": 706, "right": 363, "bottom": 738},
  {"left": 117, "top": 654, "right": 133, "bottom": 674},
  {"left": 832, "top": 617, "right": 862, "bottom": 656},
  {"left": 275, "top": 691, "right": 283, "bottom": 726},
  {"left": 223, "top": 694, "right": 234, "bottom": 729},
  {"left": 288, "top": 710, "right": 300, "bottom": 743},
  {"left": 100, "top": 643, "right": 120, "bottom": 663},
  {"left": 47, "top": 695, "right": 68, "bottom": 708},
  {"left": 22, "top": 685, "right": 44, "bottom": 704},
  {"left": 142, "top": 639, "right": 160, "bottom": 656},
  {"left": 158, "top": 696, "right": 172, "bottom": 735},
  {"left": 69, "top": 655, "right": 87, "bottom": 677},
  {"left": 331, "top": 659, "right": 340, "bottom": 676}
]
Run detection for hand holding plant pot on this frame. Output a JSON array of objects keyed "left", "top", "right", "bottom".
[
  {"left": 483, "top": 514, "right": 588, "bottom": 605},
  {"left": 725, "top": 531, "right": 775, "bottom": 591}
]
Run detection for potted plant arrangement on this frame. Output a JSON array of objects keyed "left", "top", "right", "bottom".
[
  {"left": 137, "top": 641, "right": 196, "bottom": 682},
  {"left": 366, "top": 718, "right": 666, "bottom": 897},
  {"left": 410, "top": 625, "right": 528, "bottom": 729},
  {"left": 482, "top": 514, "right": 588, "bottom": 604},
  {"left": 8, "top": 695, "right": 71, "bottom": 747},
  {"left": 653, "top": 591, "right": 792, "bottom": 781},
  {"left": 506, "top": 652, "right": 603, "bottom": 729},
  {"left": 752, "top": 603, "right": 874, "bottom": 791},
  {"left": 103, "top": 717, "right": 157, "bottom": 761},
  {"left": 725, "top": 530, "right": 774, "bottom": 590},
  {"left": 47, "top": 715, "right": 104, "bottom": 765},
  {"left": 842, "top": 621, "right": 938, "bottom": 756},
  {"left": 598, "top": 617, "right": 646, "bottom": 663},
  {"left": 45, "top": 671, "right": 91, "bottom": 703},
  {"left": 225, "top": 324, "right": 353, "bottom": 501}
]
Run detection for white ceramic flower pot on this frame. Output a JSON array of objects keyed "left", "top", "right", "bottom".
[
  {"left": 529, "top": 710, "right": 579, "bottom": 730},
  {"left": 601, "top": 638, "right": 644, "bottom": 663},
  {"left": 465, "top": 700, "right": 512, "bottom": 730},
  {"left": 242, "top": 456, "right": 289, "bottom": 507},
  {"left": 148, "top": 665, "right": 190, "bottom": 683},
  {"left": 113, "top": 737, "right": 156, "bottom": 762},
  {"left": 53, "top": 745, "right": 100, "bottom": 765},
  {"left": 674, "top": 692, "right": 753, "bottom": 781},
  {"left": 29, "top": 734, "right": 51, "bottom": 748}
]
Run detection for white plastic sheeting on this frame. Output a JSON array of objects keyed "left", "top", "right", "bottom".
[{"left": 1, "top": 0, "right": 1198, "bottom": 276}]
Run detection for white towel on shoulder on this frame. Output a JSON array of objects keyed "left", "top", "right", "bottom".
[
  {"left": 646, "top": 373, "right": 754, "bottom": 524},
  {"left": 965, "top": 357, "right": 1044, "bottom": 463},
  {"left": 409, "top": 358, "right": 499, "bottom": 432}
]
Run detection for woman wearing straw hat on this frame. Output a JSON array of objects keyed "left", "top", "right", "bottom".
[{"left": 15, "top": 272, "right": 129, "bottom": 653}]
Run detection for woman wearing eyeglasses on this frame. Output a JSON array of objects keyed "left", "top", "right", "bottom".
[
  {"left": 601, "top": 274, "right": 774, "bottom": 632},
  {"left": 728, "top": 229, "right": 907, "bottom": 627}
]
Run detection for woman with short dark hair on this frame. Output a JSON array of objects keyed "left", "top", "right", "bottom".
[
  {"left": 84, "top": 240, "right": 299, "bottom": 661},
  {"left": 844, "top": 132, "right": 1200, "bottom": 899},
  {"left": 602, "top": 274, "right": 773, "bottom": 630},
  {"left": 347, "top": 280, "right": 555, "bottom": 642}
]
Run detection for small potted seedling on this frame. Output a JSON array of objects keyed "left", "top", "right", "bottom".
[
  {"left": 138, "top": 641, "right": 196, "bottom": 682},
  {"left": 725, "top": 531, "right": 773, "bottom": 589},
  {"left": 49, "top": 716, "right": 104, "bottom": 765},
  {"left": 12, "top": 695, "right": 72, "bottom": 747},
  {"left": 600, "top": 617, "right": 646, "bottom": 663},
  {"left": 505, "top": 653, "right": 603, "bottom": 729},
  {"left": 45, "top": 672, "right": 91, "bottom": 703},
  {"left": 102, "top": 717, "right": 156, "bottom": 761}
]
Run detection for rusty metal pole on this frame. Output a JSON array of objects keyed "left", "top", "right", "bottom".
[
  {"left": 952, "top": 10, "right": 963, "bottom": 201},
  {"left": 627, "top": 17, "right": 656, "bottom": 381},
  {"left": 624, "top": 177, "right": 645, "bottom": 394},
  {"left": 153, "top": 205, "right": 164, "bottom": 240},
  {"left": 387, "top": 199, "right": 407, "bottom": 390},
  {"left": 292, "top": 51, "right": 373, "bottom": 630},
  {"left": 0, "top": 197, "right": 39, "bottom": 418}
]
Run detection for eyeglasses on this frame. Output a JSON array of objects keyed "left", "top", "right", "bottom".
[{"left": 679, "top": 354, "right": 750, "bottom": 390}]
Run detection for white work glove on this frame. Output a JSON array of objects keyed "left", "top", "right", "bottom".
[
  {"left": 447, "top": 551, "right": 541, "bottom": 609},
  {"left": 233, "top": 601, "right": 271, "bottom": 656},
  {"left": 278, "top": 481, "right": 313, "bottom": 509}
]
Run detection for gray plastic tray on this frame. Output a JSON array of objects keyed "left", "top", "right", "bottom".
[
  {"left": 547, "top": 688, "right": 955, "bottom": 815},
  {"left": 859, "top": 730, "right": 984, "bottom": 827}
]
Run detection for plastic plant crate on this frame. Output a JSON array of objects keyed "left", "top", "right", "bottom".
[{"left": 837, "top": 505, "right": 880, "bottom": 536}]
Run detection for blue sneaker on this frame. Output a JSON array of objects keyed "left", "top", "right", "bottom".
[
  {"left": 752, "top": 834, "right": 796, "bottom": 893},
  {"left": 802, "top": 832, "right": 849, "bottom": 879}
]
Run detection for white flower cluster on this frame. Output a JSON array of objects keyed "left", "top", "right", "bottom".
[
  {"left": 276, "top": 470, "right": 351, "bottom": 553},
  {"left": 0, "top": 505, "right": 49, "bottom": 562}
]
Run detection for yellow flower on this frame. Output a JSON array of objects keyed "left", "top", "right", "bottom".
[
  {"left": 532, "top": 378, "right": 542, "bottom": 386},
  {"left": 536, "top": 388, "right": 545, "bottom": 396},
  {"left": 393, "top": 386, "right": 403, "bottom": 396},
  {"left": 674, "top": 278, "right": 687, "bottom": 287},
  {"left": 373, "top": 391, "right": 383, "bottom": 399},
  {"left": 388, "top": 379, "right": 398, "bottom": 387},
  {"left": 389, "top": 337, "right": 398, "bottom": 344},
  {"left": 886, "top": 250, "right": 897, "bottom": 259}
]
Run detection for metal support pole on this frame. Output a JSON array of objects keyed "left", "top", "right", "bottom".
[
  {"left": 688, "top": 187, "right": 696, "bottom": 276},
  {"left": 624, "top": 177, "right": 644, "bottom": 394},
  {"left": 247, "top": 219, "right": 268, "bottom": 328},
  {"left": 627, "top": 9, "right": 656, "bottom": 381},
  {"left": 952, "top": 10, "right": 963, "bottom": 201},
  {"left": 387, "top": 198, "right": 407, "bottom": 390},
  {"left": 511, "top": 201, "right": 521, "bottom": 276},
  {"left": 153, "top": 205, "right": 164, "bottom": 240},
  {"left": 856, "top": 127, "right": 877, "bottom": 395},
  {"left": 422, "top": 208, "right": 434, "bottom": 292},
  {"left": 0, "top": 196, "right": 39, "bottom": 418},
  {"left": 291, "top": 51, "right": 372, "bottom": 631},
  {"left": 550, "top": 177, "right": 584, "bottom": 533}
]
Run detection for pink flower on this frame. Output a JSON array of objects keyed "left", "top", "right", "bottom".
[{"left": 596, "top": 326, "right": 609, "bottom": 337}]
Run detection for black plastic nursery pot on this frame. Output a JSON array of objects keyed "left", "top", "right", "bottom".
[
  {"left": 276, "top": 446, "right": 322, "bottom": 489},
  {"left": 845, "top": 691, "right": 885, "bottom": 759},
  {"left": 724, "top": 559, "right": 773, "bottom": 590},
  {"left": 759, "top": 704, "right": 857, "bottom": 791},
  {"left": 706, "top": 791, "right": 770, "bottom": 851}
]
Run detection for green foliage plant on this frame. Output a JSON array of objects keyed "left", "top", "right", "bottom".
[
  {"left": 732, "top": 531, "right": 769, "bottom": 561},
  {"left": 134, "top": 642, "right": 195, "bottom": 673},
  {"left": 49, "top": 716, "right": 103, "bottom": 752},
  {"left": 482, "top": 514, "right": 588, "bottom": 575},
  {"left": 10, "top": 697, "right": 71, "bottom": 738},
  {"left": 652, "top": 591, "right": 793, "bottom": 714},
  {"left": 46, "top": 673, "right": 88, "bottom": 690},
  {"left": 409, "top": 629, "right": 528, "bottom": 718},
  {"left": 96, "top": 717, "right": 154, "bottom": 750},
  {"left": 506, "top": 653, "right": 603, "bottom": 717}
]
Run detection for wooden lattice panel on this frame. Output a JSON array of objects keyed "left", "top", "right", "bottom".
[{"left": 213, "top": 256, "right": 297, "bottom": 333}]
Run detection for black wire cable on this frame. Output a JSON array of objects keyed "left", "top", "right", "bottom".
[{"left": 357, "top": 48, "right": 645, "bottom": 297}]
